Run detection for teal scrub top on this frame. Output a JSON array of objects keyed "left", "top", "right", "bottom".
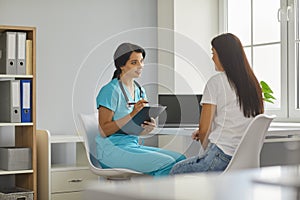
[{"left": 96, "top": 78, "right": 147, "bottom": 144}]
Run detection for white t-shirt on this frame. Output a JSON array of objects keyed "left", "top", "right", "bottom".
[{"left": 201, "top": 72, "right": 253, "bottom": 156}]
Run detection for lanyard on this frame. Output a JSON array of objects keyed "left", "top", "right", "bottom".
[{"left": 118, "top": 80, "right": 144, "bottom": 107}]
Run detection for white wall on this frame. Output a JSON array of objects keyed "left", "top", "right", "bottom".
[
  {"left": 174, "top": 0, "right": 218, "bottom": 94},
  {"left": 0, "top": 0, "right": 219, "bottom": 135},
  {"left": 0, "top": 0, "right": 158, "bottom": 134},
  {"left": 157, "top": 0, "right": 175, "bottom": 93}
]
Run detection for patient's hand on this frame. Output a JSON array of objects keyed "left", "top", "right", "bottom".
[
  {"left": 192, "top": 129, "right": 200, "bottom": 141},
  {"left": 140, "top": 117, "right": 156, "bottom": 135},
  {"left": 192, "top": 129, "right": 209, "bottom": 150}
]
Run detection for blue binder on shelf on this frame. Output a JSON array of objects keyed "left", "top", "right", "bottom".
[
  {"left": 20, "top": 79, "right": 32, "bottom": 122},
  {"left": 16, "top": 32, "right": 27, "bottom": 75},
  {"left": 0, "top": 32, "right": 17, "bottom": 74}
]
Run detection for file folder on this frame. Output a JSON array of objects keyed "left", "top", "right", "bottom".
[
  {"left": 16, "top": 32, "right": 27, "bottom": 75},
  {"left": 0, "top": 80, "right": 21, "bottom": 122},
  {"left": 25, "top": 40, "right": 33, "bottom": 75},
  {"left": 0, "top": 32, "right": 17, "bottom": 74},
  {"left": 20, "top": 80, "right": 32, "bottom": 122}
]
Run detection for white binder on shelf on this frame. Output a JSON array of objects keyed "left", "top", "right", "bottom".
[
  {"left": 0, "top": 80, "right": 21, "bottom": 123},
  {"left": 16, "top": 32, "right": 26, "bottom": 75},
  {"left": 0, "top": 32, "right": 17, "bottom": 74}
]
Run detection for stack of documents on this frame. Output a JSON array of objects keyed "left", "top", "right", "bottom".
[
  {"left": 0, "top": 31, "right": 29, "bottom": 75},
  {"left": 0, "top": 79, "right": 32, "bottom": 123}
]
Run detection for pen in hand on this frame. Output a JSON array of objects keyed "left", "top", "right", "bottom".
[
  {"left": 128, "top": 99, "right": 149, "bottom": 117},
  {"left": 128, "top": 101, "right": 149, "bottom": 105}
]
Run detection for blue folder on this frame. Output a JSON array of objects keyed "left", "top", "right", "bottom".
[{"left": 20, "top": 79, "right": 32, "bottom": 122}]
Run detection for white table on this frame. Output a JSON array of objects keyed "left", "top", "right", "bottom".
[{"left": 83, "top": 165, "right": 300, "bottom": 200}]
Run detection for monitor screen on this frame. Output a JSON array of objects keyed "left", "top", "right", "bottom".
[{"left": 158, "top": 94, "right": 202, "bottom": 127}]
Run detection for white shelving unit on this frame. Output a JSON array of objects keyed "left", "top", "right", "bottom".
[{"left": 37, "top": 130, "right": 98, "bottom": 200}]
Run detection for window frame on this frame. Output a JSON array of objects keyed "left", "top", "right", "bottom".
[{"left": 220, "top": 0, "right": 295, "bottom": 121}]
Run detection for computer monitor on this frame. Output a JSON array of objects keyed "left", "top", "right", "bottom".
[{"left": 158, "top": 94, "right": 202, "bottom": 128}]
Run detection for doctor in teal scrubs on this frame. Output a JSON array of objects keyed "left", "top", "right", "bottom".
[{"left": 96, "top": 43, "right": 186, "bottom": 176}]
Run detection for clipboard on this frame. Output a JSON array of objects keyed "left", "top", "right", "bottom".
[{"left": 119, "top": 106, "right": 166, "bottom": 135}]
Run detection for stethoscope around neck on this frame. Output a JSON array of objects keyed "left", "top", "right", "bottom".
[{"left": 118, "top": 80, "right": 144, "bottom": 109}]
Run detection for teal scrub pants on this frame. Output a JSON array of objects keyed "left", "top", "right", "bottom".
[{"left": 96, "top": 135, "right": 186, "bottom": 176}]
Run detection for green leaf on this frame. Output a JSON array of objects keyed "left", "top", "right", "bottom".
[
  {"left": 260, "top": 81, "right": 273, "bottom": 94},
  {"left": 263, "top": 93, "right": 276, "bottom": 100}
]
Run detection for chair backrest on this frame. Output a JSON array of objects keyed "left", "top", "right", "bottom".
[
  {"left": 223, "top": 114, "right": 276, "bottom": 173},
  {"left": 79, "top": 112, "right": 102, "bottom": 169},
  {"left": 79, "top": 113, "right": 145, "bottom": 179}
]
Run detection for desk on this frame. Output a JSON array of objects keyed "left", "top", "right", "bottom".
[
  {"left": 151, "top": 122, "right": 300, "bottom": 138},
  {"left": 149, "top": 123, "right": 300, "bottom": 164},
  {"left": 83, "top": 165, "right": 300, "bottom": 200}
]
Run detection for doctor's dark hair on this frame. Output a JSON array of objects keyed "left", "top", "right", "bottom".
[
  {"left": 112, "top": 43, "right": 146, "bottom": 79},
  {"left": 211, "top": 33, "right": 264, "bottom": 117}
]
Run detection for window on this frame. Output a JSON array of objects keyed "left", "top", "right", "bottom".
[{"left": 221, "top": 0, "right": 300, "bottom": 120}]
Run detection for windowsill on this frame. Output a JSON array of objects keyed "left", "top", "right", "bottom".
[
  {"left": 265, "top": 122, "right": 300, "bottom": 139},
  {"left": 270, "top": 122, "right": 300, "bottom": 128}
]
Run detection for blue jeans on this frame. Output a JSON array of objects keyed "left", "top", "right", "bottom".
[{"left": 170, "top": 143, "right": 232, "bottom": 175}]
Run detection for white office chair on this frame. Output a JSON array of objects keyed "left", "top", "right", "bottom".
[
  {"left": 223, "top": 114, "right": 276, "bottom": 173},
  {"left": 79, "top": 112, "right": 145, "bottom": 180}
]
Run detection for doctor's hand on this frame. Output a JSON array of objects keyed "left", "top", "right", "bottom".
[
  {"left": 130, "top": 99, "right": 149, "bottom": 117},
  {"left": 140, "top": 117, "right": 156, "bottom": 135}
]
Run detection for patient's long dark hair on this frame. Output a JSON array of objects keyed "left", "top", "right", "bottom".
[
  {"left": 112, "top": 43, "right": 146, "bottom": 79},
  {"left": 211, "top": 33, "right": 264, "bottom": 117}
]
